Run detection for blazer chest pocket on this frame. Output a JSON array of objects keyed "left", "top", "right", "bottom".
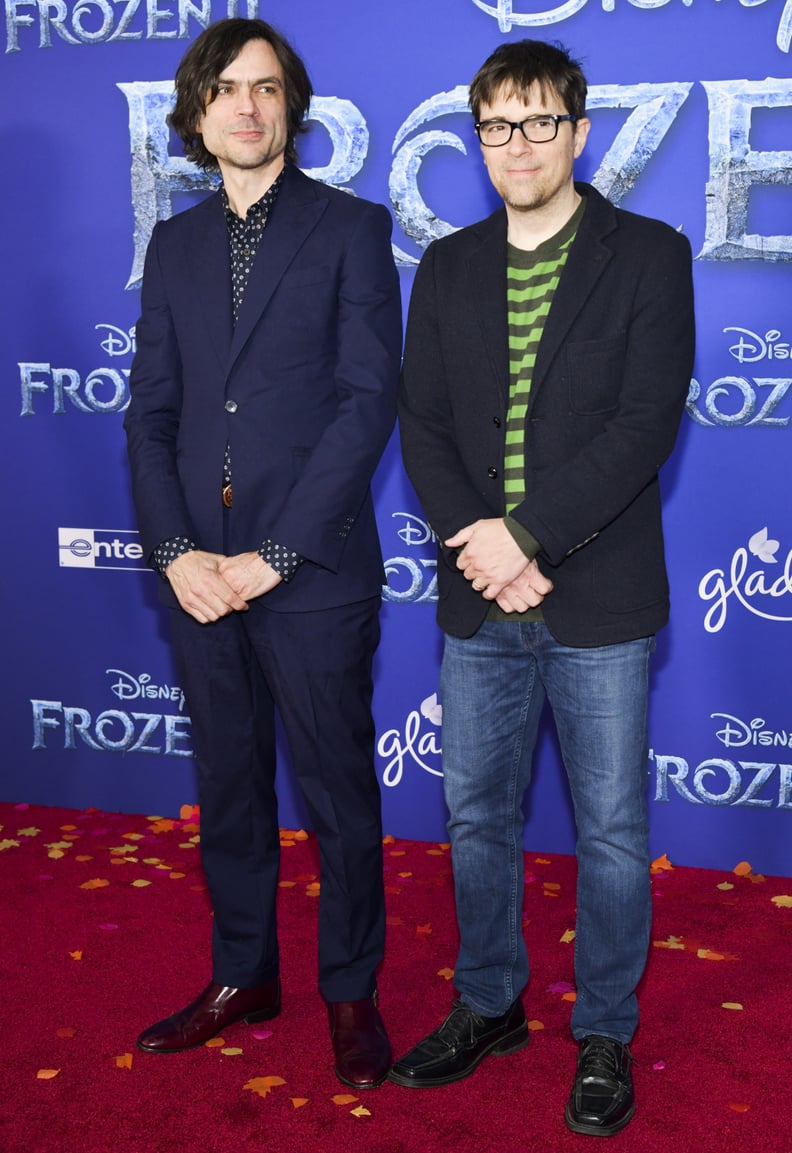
[{"left": 566, "top": 333, "right": 627, "bottom": 415}]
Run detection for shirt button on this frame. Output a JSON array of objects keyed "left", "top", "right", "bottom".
[
  {"left": 225, "top": 399, "right": 238, "bottom": 413},
  {"left": 488, "top": 466, "right": 498, "bottom": 479}
]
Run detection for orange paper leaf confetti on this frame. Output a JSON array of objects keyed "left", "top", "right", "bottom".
[
  {"left": 56, "top": 1028, "right": 76, "bottom": 1038},
  {"left": 332, "top": 1094, "right": 358, "bottom": 1105},
  {"left": 205, "top": 1037, "right": 226, "bottom": 1048},
  {"left": 527, "top": 1020, "right": 545, "bottom": 1032},
  {"left": 651, "top": 853, "right": 674, "bottom": 873},
  {"left": 37, "top": 1069, "right": 60, "bottom": 1080},
  {"left": 80, "top": 878, "right": 110, "bottom": 890},
  {"left": 733, "top": 861, "right": 752, "bottom": 876},
  {"left": 69, "top": 951, "right": 83, "bottom": 961},
  {"left": 115, "top": 1053, "right": 133, "bottom": 1069},
  {"left": 244, "top": 1076, "right": 286, "bottom": 1098},
  {"left": 290, "top": 1098, "right": 309, "bottom": 1108},
  {"left": 728, "top": 1102, "right": 751, "bottom": 1113},
  {"left": 437, "top": 967, "right": 455, "bottom": 981}
]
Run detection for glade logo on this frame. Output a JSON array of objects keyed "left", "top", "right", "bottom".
[
  {"left": 58, "top": 528, "right": 147, "bottom": 571},
  {"left": 378, "top": 693, "right": 443, "bottom": 785},
  {"left": 698, "top": 527, "right": 792, "bottom": 632},
  {"left": 107, "top": 668, "right": 185, "bottom": 712},
  {"left": 382, "top": 512, "right": 438, "bottom": 604}
]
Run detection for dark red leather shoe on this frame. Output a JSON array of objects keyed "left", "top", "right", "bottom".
[
  {"left": 327, "top": 994, "right": 392, "bottom": 1089},
  {"left": 136, "top": 979, "right": 281, "bottom": 1053}
]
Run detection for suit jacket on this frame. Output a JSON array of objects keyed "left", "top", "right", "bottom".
[
  {"left": 125, "top": 165, "right": 402, "bottom": 613},
  {"left": 398, "top": 183, "right": 695, "bottom": 645}
]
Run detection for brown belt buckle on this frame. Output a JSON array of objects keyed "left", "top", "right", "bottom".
[{"left": 222, "top": 483, "right": 233, "bottom": 508}]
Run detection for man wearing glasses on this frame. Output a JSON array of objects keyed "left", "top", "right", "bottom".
[{"left": 391, "top": 40, "right": 695, "bottom": 1136}]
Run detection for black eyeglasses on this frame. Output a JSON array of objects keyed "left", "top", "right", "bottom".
[{"left": 475, "top": 114, "right": 578, "bottom": 147}]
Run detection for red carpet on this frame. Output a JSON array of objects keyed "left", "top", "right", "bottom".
[{"left": 1, "top": 801, "right": 789, "bottom": 1152}]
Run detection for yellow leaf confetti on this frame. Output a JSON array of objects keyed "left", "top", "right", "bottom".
[
  {"left": 178, "top": 843, "right": 197, "bottom": 850},
  {"left": 772, "top": 895, "right": 792, "bottom": 908},
  {"left": 332, "top": 1094, "right": 358, "bottom": 1105},
  {"left": 221, "top": 1047, "right": 244, "bottom": 1056},
  {"left": 244, "top": 1076, "right": 286, "bottom": 1098},
  {"left": 560, "top": 930, "right": 576, "bottom": 943},
  {"left": 17, "top": 827, "right": 40, "bottom": 837},
  {"left": 350, "top": 1106, "right": 371, "bottom": 1117},
  {"left": 37, "top": 1069, "right": 60, "bottom": 1080},
  {"left": 115, "top": 1053, "right": 133, "bottom": 1069},
  {"left": 0, "top": 839, "right": 21, "bottom": 851},
  {"left": 131, "top": 879, "right": 152, "bottom": 888},
  {"left": 722, "top": 1002, "right": 743, "bottom": 1011},
  {"left": 80, "top": 878, "right": 110, "bottom": 890},
  {"left": 122, "top": 832, "right": 144, "bottom": 841},
  {"left": 717, "top": 882, "right": 734, "bottom": 891}
]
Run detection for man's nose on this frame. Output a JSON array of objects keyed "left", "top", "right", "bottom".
[
  {"left": 506, "top": 125, "right": 532, "bottom": 154},
  {"left": 235, "top": 86, "right": 257, "bottom": 115}
]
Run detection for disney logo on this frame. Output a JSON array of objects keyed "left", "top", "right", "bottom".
[
  {"left": 106, "top": 669, "right": 186, "bottom": 712},
  {"left": 698, "top": 528, "right": 792, "bottom": 632},
  {"left": 712, "top": 714, "right": 792, "bottom": 749},
  {"left": 95, "top": 324, "right": 136, "bottom": 357},
  {"left": 391, "top": 512, "right": 437, "bottom": 547},
  {"left": 725, "top": 327, "right": 791, "bottom": 364},
  {"left": 378, "top": 694, "right": 443, "bottom": 786}
]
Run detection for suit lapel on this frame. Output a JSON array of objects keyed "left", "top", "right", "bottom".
[
  {"left": 227, "top": 167, "right": 327, "bottom": 371},
  {"left": 183, "top": 192, "right": 233, "bottom": 372},
  {"left": 532, "top": 189, "right": 616, "bottom": 396},
  {"left": 466, "top": 211, "right": 510, "bottom": 408}
]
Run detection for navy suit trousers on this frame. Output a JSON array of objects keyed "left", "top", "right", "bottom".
[{"left": 169, "top": 596, "right": 385, "bottom": 1002}]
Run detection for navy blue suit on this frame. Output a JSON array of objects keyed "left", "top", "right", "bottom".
[{"left": 125, "top": 165, "right": 402, "bottom": 999}]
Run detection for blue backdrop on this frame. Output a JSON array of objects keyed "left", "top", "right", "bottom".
[{"left": 3, "top": 0, "right": 792, "bottom": 874}]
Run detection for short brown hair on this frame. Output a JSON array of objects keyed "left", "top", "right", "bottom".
[
  {"left": 169, "top": 18, "right": 313, "bottom": 170},
  {"left": 469, "top": 40, "right": 587, "bottom": 123}
]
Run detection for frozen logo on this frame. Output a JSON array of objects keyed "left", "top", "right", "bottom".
[
  {"left": 107, "top": 668, "right": 186, "bottom": 712},
  {"left": 382, "top": 512, "right": 438, "bottom": 604},
  {"left": 650, "top": 748, "right": 792, "bottom": 809},
  {"left": 686, "top": 326, "right": 792, "bottom": 427},
  {"left": 20, "top": 323, "right": 134, "bottom": 416},
  {"left": 470, "top": 0, "right": 792, "bottom": 53},
  {"left": 32, "top": 665, "right": 192, "bottom": 757},
  {"left": 378, "top": 694, "right": 443, "bottom": 787},
  {"left": 698, "top": 527, "right": 792, "bottom": 632}
]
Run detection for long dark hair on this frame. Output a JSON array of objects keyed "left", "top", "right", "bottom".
[{"left": 169, "top": 18, "right": 313, "bottom": 169}]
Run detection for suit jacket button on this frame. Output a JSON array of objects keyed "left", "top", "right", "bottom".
[
  {"left": 493, "top": 416, "right": 502, "bottom": 427},
  {"left": 488, "top": 466, "right": 498, "bottom": 479},
  {"left": 225, "top": 399, "right": 238, "bottom": 414}
]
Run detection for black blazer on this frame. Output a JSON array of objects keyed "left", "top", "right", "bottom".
[
  {"left": 125, "top": 165, "right": 403, "bottom": 613},
  {"left": 399, "top": 183, "right": 695, "bottom": 645}
]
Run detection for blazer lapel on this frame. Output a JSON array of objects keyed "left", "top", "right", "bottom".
[
  {"left": 183, "top": 192, "right": 233, "bottom": 372},
  {"left": 532, "top": 189, "right": 616, "bottom": 396},
  {"left": 467, "top": 211, "right": 510, "bottom": 408},
  {"left": 227, "top": 167, "right": 328, "bottom": 371}
]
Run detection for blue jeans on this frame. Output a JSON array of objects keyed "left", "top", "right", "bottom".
[{"left": 441, "top": 620, "right": 654, "bottom": 1043}]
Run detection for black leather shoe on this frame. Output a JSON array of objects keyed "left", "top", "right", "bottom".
[
  {"left": 136, "top": 979, "right": 281, "bottom": 1053},
  {"left": 565, "top": 1034, "right": 635, "bottom": 1136},
  {"left": 388, "top": 997, "right": 529, "bottom": 1087},
  {"left": 327, "top": 993, "right": 392, "bottom": 1089}
]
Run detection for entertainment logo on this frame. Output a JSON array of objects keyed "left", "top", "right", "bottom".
[{"left": 58, "top": 527, "right": 148, "bottom": 571}]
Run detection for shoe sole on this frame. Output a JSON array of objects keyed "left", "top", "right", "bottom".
[
  {"left": 387, "top": 1022, "right": 530, "bottom": 1088},
  {"left": 564, "top": 1101, "right": 635, "bottom": 1137}
]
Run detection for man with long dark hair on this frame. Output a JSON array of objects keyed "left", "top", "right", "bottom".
[{"left": 125, "top": 17, "right": 401, "bottom": 1089}]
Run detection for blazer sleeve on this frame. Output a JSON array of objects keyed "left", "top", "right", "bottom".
[
  {"left": 266, "top": 201, "right": 402, "bottom": 569},
  {"left": 124, "top": 223, "right": 196, "bottom": 561}
]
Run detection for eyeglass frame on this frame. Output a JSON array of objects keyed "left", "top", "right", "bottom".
[{"left": 474, "top": 114, "right": 578, "bottom": 147}]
